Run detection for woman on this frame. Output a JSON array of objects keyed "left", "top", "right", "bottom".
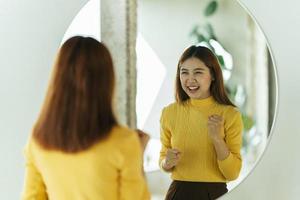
[
  {"left": 21, "top": 36, "right": 150, "bottom": 200},
  {"left": 159, "top": 45, "right": 243, "bottom": 200}
]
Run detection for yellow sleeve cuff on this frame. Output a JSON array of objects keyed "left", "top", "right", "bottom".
[
  {"left": 217, "top": 152, "right": 234, "bottom": 168},
  {"left": 217, "top": 153, "right": 241, "bottom": 181}
]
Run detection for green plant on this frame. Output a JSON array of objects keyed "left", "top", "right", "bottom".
[{"left": 205, "top": 0, "right": 218, "bottom": 17}]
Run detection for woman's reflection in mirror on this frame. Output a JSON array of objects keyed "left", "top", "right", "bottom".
[{"left": 159, "top": 45, "right": 243, "bottom": 200}]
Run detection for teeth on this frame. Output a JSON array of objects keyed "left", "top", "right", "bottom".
[{"left": 188, "top": 86, "right": 199, "bottom": 90}]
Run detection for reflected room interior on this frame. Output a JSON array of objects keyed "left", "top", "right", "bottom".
[{"left": 62, "top": 0, "right": 277, "bottom": 199}]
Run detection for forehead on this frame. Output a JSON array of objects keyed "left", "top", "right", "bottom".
[{"left": 180, "top": 57, "right": 209, "bottom": 70}]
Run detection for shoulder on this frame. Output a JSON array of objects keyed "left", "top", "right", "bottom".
[
  {"left": 160, "top": 102, "right": 179, "bottom": 123},
  {"left": 109, "top": 126, "right": 142, "bottom": 160},
  {"left": 23, "top": 136, "right": 45, "bottom": 162},
  {"left": 220, "top": 105, "right": 243, "bottom": 127},
  {"left": 215, "top": 102, "right": 241, "bottom": 117},
  {"left": 224, "top": 105, "right": 241, "bottom": 117},
  {"left": 163, "top": 102, "right": 177, "bottom": 111},
  {"left": 26, "top": 136, "right": 43, "bottom": 152},
  {"left": 161, "top": 101, "right": 185, "bottom": 116},
  {"left": 110, "top": 125, "right": 140, "bottom": 147}
]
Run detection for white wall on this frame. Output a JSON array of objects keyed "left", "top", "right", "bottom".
[
  {"left": 0, "top": 1, "right": 87, "bottom": 199},
  {"left": 0, "top": 0, "right": 299, "bottom": 199}
]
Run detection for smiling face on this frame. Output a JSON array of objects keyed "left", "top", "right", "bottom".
[{"left": 179, "top": 57, "right": 214, "bottom": 99}]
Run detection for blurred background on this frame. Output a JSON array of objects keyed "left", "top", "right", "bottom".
[{"left": 61, "top": 0, "right": 277, "bottom": 199}]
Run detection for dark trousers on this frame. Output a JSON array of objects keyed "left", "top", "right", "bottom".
[{"left": 165, "top": 180, "right": 228, "bottom": 200}]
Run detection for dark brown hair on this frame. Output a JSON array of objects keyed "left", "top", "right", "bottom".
[
  {"left": 175, "top": 45, "right": 235, "bottom": 107},
  {"left": 33, "top": 36, "right": 118, "bottom": 152}
]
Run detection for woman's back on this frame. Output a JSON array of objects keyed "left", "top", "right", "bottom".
[{"left": 22, "top": 126, "right": 149, "bottom": 200}]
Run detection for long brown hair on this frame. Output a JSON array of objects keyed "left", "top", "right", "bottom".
[
  {"left": 175, "top": 45, "right": 235, "bottom": 107},
  {"left": 33, "top": 36, "right": 118, "bottom": 152}
]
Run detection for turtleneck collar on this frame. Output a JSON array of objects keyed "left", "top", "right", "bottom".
[{"left": 189, "top": 96, "right": 215, "bottom": 107}]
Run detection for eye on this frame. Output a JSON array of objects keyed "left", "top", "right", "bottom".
[
  {"left": 195, "top": 71, "right": 203, "bottom": 74},
  {"left": 180, "top": 71, "right": 188, "bottom": 75}
]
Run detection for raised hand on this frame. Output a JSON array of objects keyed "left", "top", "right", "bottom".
[
  {"left": 163, "top": 148, "right": 181, "bottom": 170},
  {"left": 207, "top": 114, "right": 224, "bottom": 141},
  {"left": 135, "top": 129, "right": 150, "bottom": 153}
]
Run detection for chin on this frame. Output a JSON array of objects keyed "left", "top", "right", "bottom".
[{"left": 188, "top": 93, "right": 202, "bottom": 99}]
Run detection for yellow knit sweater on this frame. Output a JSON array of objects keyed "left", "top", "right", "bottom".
[
  {"left": 159, "top": 96, "right": 243, "bottom": 182},
  {"left": 22, "top": 126, "right": 150, "bottom": 200}
]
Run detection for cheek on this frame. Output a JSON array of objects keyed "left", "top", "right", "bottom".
[
  {"left": 200, "top": 75, "right": 212, "bottom": 86},
  {"left": 179, "top": 76, "right": 186, "bottom": 85}
]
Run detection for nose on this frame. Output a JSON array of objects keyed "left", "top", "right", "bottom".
[{"left": 187, "top": 74, "right": 197, "bottom": 83}]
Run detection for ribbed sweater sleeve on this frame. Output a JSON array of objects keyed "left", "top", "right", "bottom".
[
  {"left": 159, "top": 107, "right": 172, "bottom": 172},
  {"left": 119, "top": 131, "right": 151, "bottom": 200},
  {"left": 217, "top": 109, "right": 243, "bottom": 180},
  {"left": 21, "top": 140, "right": 48, "bottom": 200}
]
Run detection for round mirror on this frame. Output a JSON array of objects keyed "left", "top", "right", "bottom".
[{"left": 62, "top": 0, "right": 277, "bottom": 199}]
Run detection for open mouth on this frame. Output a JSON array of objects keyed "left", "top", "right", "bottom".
[{"left": 187, "top": 86, "right": 200, "bottom": 93}]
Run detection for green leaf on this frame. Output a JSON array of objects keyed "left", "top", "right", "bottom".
[
  {"left": 204, "top": 1, "right": 218, "bottom": 17},
  {"left": 197, "top": 34, "right": 207, "bottom": 43},
  {"left": 217, "top": 55, "right": 225, "bottom": 67}
]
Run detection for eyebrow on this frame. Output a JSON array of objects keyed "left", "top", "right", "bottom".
[{"left": 180, "top": 67, "right": 205, "bottom": 71}]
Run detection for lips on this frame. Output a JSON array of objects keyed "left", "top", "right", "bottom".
[
  {"left": 187, "top": 86, "right": 200, "bottom": 93},
  {"left": 188, "top": 86, "right": 199, "bottom": 90}
]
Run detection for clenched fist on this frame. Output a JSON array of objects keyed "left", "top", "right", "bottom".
[
  {"left": 135, "top": 129, "right": 150, "bottom": 153},
  {"left": 207, "top": 114, "right": 224, "bottom": 141},
  {"left": 162, "top": 148, "right": 181, "bottom": 170}
]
